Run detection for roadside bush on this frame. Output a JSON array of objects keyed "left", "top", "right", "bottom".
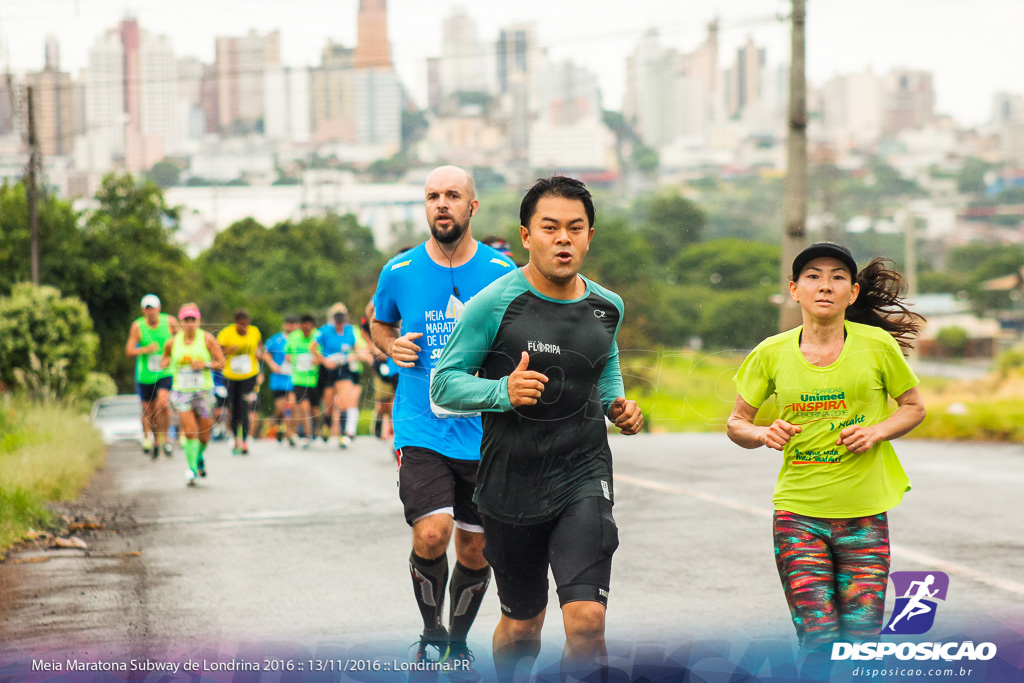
[
  {"left": 997, "top": 347, "right": 1024, "bottom": 377},
  {"left": 935, "top": 326, "right": 970, "bottom": 357},
  {"left": 75, "top": 372, "right": 119, "bottom": 405},
  {"left": 0, "top": 283, "right": 98, "bottom": 397}
]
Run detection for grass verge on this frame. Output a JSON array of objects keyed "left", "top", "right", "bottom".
[{"left": 0, "top": 398, "right": 106, "bottom": 554}]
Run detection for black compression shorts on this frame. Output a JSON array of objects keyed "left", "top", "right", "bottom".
[
  {"left": 481, "top": 495, "right": 619, "bottom": 620},
  {"left": 137, "top": 376, "right": 173, "bottom": 403},
  {"left": 292, "top": 384, "right": 317, "bottom": 405}
]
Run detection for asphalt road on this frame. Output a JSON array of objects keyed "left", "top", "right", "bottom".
[{"left": 1, "top": 432, "right": 1022, "bottom": 677}]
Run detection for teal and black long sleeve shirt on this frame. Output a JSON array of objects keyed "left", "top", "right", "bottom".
[{"left": 431, "top": 268, "right": 626, "bottom": 525}]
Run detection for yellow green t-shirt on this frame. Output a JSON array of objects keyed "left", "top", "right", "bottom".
[
  {"left": 734, "top": 320, "right": 919, "bottom": 518},
  {"left": 217, "top": 324, "right": 262, "bottom": 381}
]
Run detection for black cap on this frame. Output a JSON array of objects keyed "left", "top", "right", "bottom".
[{"left": 792, "top": 242, "right": 858, "bottom": 281}]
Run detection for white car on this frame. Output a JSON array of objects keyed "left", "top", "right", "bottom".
[{"left": 90, "top": 394, "right": 144, "bottom": 445}]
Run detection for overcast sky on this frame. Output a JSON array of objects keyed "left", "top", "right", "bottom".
[{"left": 2, "top": 0, "right": 1021, "bottom": 126}]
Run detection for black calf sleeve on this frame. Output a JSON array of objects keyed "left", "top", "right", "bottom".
[
  {"left": 409, "top": 551, "right": 448, "bottom": 633},
  {"left": 448, "top": 562, "right": 490, "bottom": 641}
]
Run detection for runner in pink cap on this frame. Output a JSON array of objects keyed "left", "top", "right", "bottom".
[{"left": 178, "top": 304, "right": 201, "bottom": 321}]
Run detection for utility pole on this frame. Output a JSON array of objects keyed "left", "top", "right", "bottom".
[
  {"left": 26, "top": 85, "right": 41, "bottom": 286},
  {"left": 779, "top": 0, "right": 808, "bottom": 331},
  {"left": 904, "top": 211, "right": 918, "bottom": 300}
]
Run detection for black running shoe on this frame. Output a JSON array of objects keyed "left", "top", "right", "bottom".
[
  {"left": 441, "top": 641, "right": 481, "bottom": 683},
  {"left": 410, "top": 628, "right": 448, "bottom": 683}
]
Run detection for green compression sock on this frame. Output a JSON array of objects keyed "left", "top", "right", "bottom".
[{"left": 184, "top": 438, "right": 199, "bottom": 474}]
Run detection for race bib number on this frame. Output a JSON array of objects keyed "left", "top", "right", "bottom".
[
  {"left": 177, "top": 368, "right": 205, "bottom": 391},
  {"left": 327, "top": 352, "right": 347, "bottom": 365},
  {"left": 229, "top": 354, "right": 253, "bottom": 375},
  {"left": 147, "top": 355, "right": 163, "bottom": 373},
  {"left": 278, "top": 361, "right": 292, "bottom": 375},
  {"left": 296, "top": 354, "right": 314, "bottom": 372},
  {"left": 428, "top": 368, "right": 479, "bottom": 419}
]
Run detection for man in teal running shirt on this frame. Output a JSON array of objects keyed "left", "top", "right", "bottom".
[{"left": 432, "top": 176, "right": 642, "bottom": 682}]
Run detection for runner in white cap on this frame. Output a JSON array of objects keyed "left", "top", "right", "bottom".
[{"left": 125, "top": 294, "right": 179, "bottom": 458}]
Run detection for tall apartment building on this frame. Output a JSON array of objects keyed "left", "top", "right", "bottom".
[
  {"left": 25, "top": 36, "right": 76, "bottom": 156},
  {"left": 624, "top": 22, "right": 723, "bottom": 149},
  {"left": 81, "top": 19, "right": 177, "bottom": 169},
  {"left": 353, "top": 0, "right": 400, "bottom": 148},
  {"left": 139, "top": 33, "right": 176, "bottom": 158},
  {"left": 175, "top": 57, "right": 207, "bottom": 151},
  {"left": 623, "top": 30, "right": 678, "bottom": 148},
  {"left": 84, "top": 27, "right": 125, "bottom": 158},
  {"left": 531, "top": 60, "right": 615, "bottom": 171},
  {"left": 495, "top": 23, "right": 540, "bottom": 159},
  {"left": 819, "top": 70, "right": 884, "bottom": 148},
  {"left": 354, "top": 0, "right": 391, "bottom": 69},
  {"left": 439, "top": 8, "right": 489, "bottom": 105},
  {"left": 883, "top": 69, "right": 935, "bottom": 135},
  {"left": 725, "top": 36, "right": 766, "bottom": 119},
  {"left": 265, "top": 66, "right": 311, "bottom": 143},
  {"left": 311, "top": 41, "right": 357, "bottom": 143},
  {"left": 537, "top": 60, "right": 601, "bottom": 126},
  {"left": 214, "top": 30, "right": 281, "bottom": 133}
]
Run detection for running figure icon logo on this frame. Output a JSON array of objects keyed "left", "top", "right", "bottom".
[{"left": 884, "top": 571, "right": 950, "bottom": 635}]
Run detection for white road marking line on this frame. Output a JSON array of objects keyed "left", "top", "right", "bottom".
[
  {"left": 616, "top": 473, "right": 1024, "bottom": 597},
  {"left": 616, "top": 474, "right": 771, "bottom": 519}
]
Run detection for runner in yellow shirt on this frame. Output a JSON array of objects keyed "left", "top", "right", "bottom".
[
  {"left": 216, "top": 309, "right": 263, "bottom": 455},
  {"left": 728, "top": 242, "right": 926, "bottom": 662}
]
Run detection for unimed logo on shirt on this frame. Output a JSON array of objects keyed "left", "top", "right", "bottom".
[{"left": 883, "top": 571, "right": 949, "bottom": 635}]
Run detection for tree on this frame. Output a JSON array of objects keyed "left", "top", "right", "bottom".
[
  {"left": 670, "top": 239, "right": 780, "bottom": 290},
  {"left": 79, "top": 173, "right": 190, "bottom": 389},
  {"left": 402, "top": 108, "right": 430, "bottom": 149},
  {"left": 0, "top": 181, "right": 85, "bottom": 297},
  {"left": 193, "top": 212, "right": 386, "bottom": 329},
  {"left": 957, "top": 157, "right": 992, "bottom": 195},
  {"left": 368, "top": 151, "right": 410, "bottom": 182},
  {"left": 637, "top": 190, "right": 706, "bottom": 264},
  {"left": 936, "top": 326, "right": 970, "bottom": 357},
  {"left": 149, "top": 160, "right": 181, "bottom": 188},
  {"left": 0, "top": 283, "right": 98, "bottom": 396},
  {"left": 698, "top": 289, "right": 778, "bottom": 350},
  {"left": 582, "top": 216, "right": 659, "bottom": 349},
  {"left": 631, "top": 144, "right": 660, "bottom": 177}
]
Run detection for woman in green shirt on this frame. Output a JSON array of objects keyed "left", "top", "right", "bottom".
[
  {"left": 728, "top": 243, "right": 926, "bottom": 654},
  {"left": 161, "top": 303, "right": 225, "bottom": 487}
]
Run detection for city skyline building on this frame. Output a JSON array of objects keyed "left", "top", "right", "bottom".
[
  {"left": 623, "top": 30, "right": 678, "bottom": 148},
  {"left": 214, "top": 30, "right": 281, "bottom": 133},
  {"left": 726, "top": 35, "right": 766, "bottom": 119},
  {"left": 438, "top": 7, "right": 490, "bottom": 106},
  {"left": 265, "top": 66, "right": 312, "bottom": 143},
  {"left": 25, "top": 37, "right": 76, "bottom": 157},
  {"left": 354, "top": 0, "right": 391, "bottom": 69},
  {"left": 883, "top": 69, "right": 936, "bottom": 135},
  {"left": 311, "top": 41, "right": 357, "bottom": 144},
  {"left": 495, "top": 22, "right": 540, "bottom": 160},
  {"left": 353, "top": 0, "right": 400, "bottom": 149},
  {"left": 537, "top": 60, "right": 601, "bottom": 127}
]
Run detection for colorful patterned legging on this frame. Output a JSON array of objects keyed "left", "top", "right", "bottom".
[{"left": 773, "top": 510, "right": 890, "bottom": 650}]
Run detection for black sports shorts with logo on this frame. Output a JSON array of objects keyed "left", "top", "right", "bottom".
[{"left": 481, "top": 495, "right": 618, "bottom": 620}]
